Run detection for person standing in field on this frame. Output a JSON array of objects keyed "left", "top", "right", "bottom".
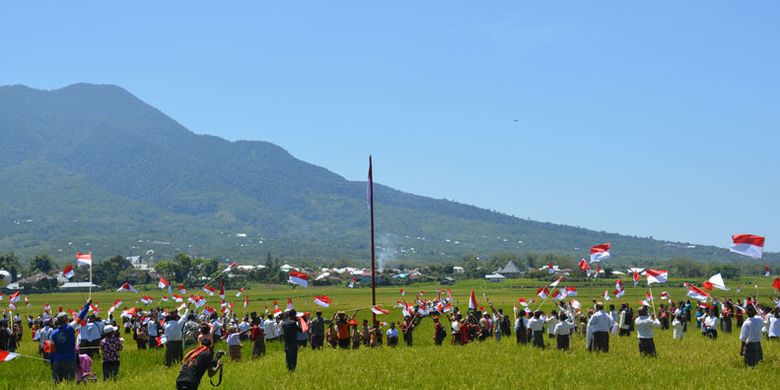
[
  {"left": 308, "top": 310, "right": 327, "bottom": 350},
  {"left": 281, "top": 310, "right": 302, "bottom": 371},
  {"left": 433, "top": 316, "right": 446, "bottom": 345},
  {"left": 334, "top": 311, "right": 355, "bottom": 349},
  {"left": 50, "top": 299, "right": 91, "bottom": 383},
  {"left": 739, "top": 305, "right": 763, "bottom": 367},
  {"left": 249, "top": 317, "right": 266, "bottom": 358},
  {"left": 164, "top": 305, "right": 190, "bottom": 367},
  {"left": 176, "top": 338, "right": 221, "bottom": 390},
  {"left": 553, "top": 312, "right": 575, "bottom": 351},
  {"left": 515, "top": 311, "right": 528, "bottom": 345},
  {"left": 618, "top": 304, "right": 630, "bottom": 337},
  {"left": 586, "top": 302, "right": 613, "bottom": 352},
  {"left": 402, "top": 315, "right": 416, "bottom": 346},
  {"left": 766, "top": 308, "right": 779, "bottom": 340},
  {"left": 225, "top": 325, "right": 242, "bottom": 362},
  {"left": 528, "top": 310, "right": 546, "bottom": 349},
  {"left": 546, "top": 310, "right": 558, "bottom": 339},
  {"left": 635, "top": 306, "right": 661, "bottom": 357},
  {"left": 672, "top": 314, "right": 684, "bottom": 340},
  {"left": 99, "top": 325, "right": 122, "bottom": 381},
  {"left": 386, "top": 322, "right": 399, "bottom": 347}
]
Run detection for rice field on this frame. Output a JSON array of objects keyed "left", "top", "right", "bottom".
[{"left": 1, "top": 277, "right": 778, "bottom": 389}]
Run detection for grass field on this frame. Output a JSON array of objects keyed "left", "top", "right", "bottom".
[{"left": 1, "top": 277, "right": 778, "bottom": 389}]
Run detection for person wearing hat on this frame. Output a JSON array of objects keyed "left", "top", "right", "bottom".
[
  {"left": 739, "top": 305, "right": 764, "bottom": 367},
  {"left": 100, "top": 324, "right": 123, "bottom": 381},
  {"left": 586, "top": 302, "right": 614, "bottom": 352},
  {"left": 164, "top": 304, "right": 191, "bottom": 367},
  {"left": 176, "top": 337, "right": 221, "bottom": 389},
  {"left": 50, "top": 299, "right": 91, "bottom": 383},
  {"left": 281, "top": 309, "right": 302, "bottom": 371}
]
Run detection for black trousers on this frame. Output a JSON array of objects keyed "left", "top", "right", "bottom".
[
  {"left": 516, "top": 327, "right": 527, "bottom": 344},
  {"left": 310, "top": 334, "right": 324, "bottom": 349},
  {"left": 639, "top": 338, "right": 656, "bottom": 357},
  {"left": 591, "top": 331, "right": 609, "bottom": 352},
  {"left": 556, "top": 334, "right": 570, "bottom": 350},
  {"left": 532, "top": 331, "right": 544, "bottom": 349},
  {"left": 284, "top": 344, "right": 298, "bottom": 371},
  {"left": 102, "top": 361, "right": 119, "bottom": 381},
  {"left": 744, "top": 342, "right": 763, "bottom": 367},
  {"left": 165, "top": 340, "right": 183, "bottom": 367}
]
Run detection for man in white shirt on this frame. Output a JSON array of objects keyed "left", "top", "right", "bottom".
[
  {"left": 80, "top": 315, "right": 104, "bottom": 357},
  {"left": 263, "top": 315, "right": 277, "bottom": 341},
  {"left": 553, "top": 313, "right": 575, "bottom": 351},
  {"left": 702, "top": 310, "right": 719, "bottom": 339},
  {"left": 586, "top": 302, "right": 614, "bottom": 352},
  {"left": 164, "top": 306, "right": 190, "bottom": 366},
  {"left": 739, "top": 305, "right": 763, "bottom": 367},
  {"left": 527, "top": 310, "right": 546, "bottom": 349},
  {"left": 768, "top": 309, "right": 779, "bottom": 339},
  {"left": 546, "top": 310, "right": 558, "bottom": 339},
  {"left": 147, "top": 313, "right": 159, "bottom": 348},
  {"left": 635, "top": 306, "right": 661, "bottom": 357}
]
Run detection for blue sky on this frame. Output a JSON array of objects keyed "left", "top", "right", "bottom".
[{"left": 1, "top": 2, "right": 778, "bottom": 251}]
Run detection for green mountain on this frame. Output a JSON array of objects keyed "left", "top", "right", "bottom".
[{"left": 0, "top": 84, "right": 772, "bottom": 265}]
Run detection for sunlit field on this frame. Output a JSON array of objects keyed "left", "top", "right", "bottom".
[{"left": 1, "top": 277, "right": 778, "bottom": 389}]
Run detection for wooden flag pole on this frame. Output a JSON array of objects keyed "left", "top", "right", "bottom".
[{"left": 369, "top": 156, "right": 377, "bottom": 326}]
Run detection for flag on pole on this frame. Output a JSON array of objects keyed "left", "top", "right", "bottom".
[
  {"left": 219, "top": 280, "right": 225, "bottom": 300},
  {"left": 517, "top": 298, "right": 529, "bottom": 307},
  {"left": 117, "top": 282, "right": 137, "bottom": 293},
  {"left": 765, "top": 265, "right": 771, "bottom": 277},
  {"left": 549, "top": 276, "right": 563, "bottom": 288},
  {"left": 273, "top": 300, "right": 282, "bottom": 318},
  {"left": 243, "top": 296, "right": 249, "bottom": 309},
  {"left": 76, "top": 252, "right": 92, "bottom": 267},
  {"left": 0, "top": 350, "right": 20, "bottom": 363},
  {"left": 202, "top": 306, "right": 215, "bottom": 317},
  {"left": 632, "top": 272, "right": 640, "bottom": 287},
  {"left": 203, "top": 284, "right": 216, "bottom": 296},
  {"left": 141, "top": 296, "right": 153, "bottom": 305},
  {"left": 8, "top": 291, "right": 20, "bottom": 304},
  {"left": 161, "top": 296, "right": 169, "bottom": 302},
  {"left": 660, "top": 291, "right": 669, "bottom": 301},
  {"left": 730, "top": 234, "right": 765, "bottom": 259},
  {"left": 371, "top": 306, "right": 390, "bottom": 315},
  {"left": 468, "top": 290, "right": 478, "bottom": 311},
  {"left": 602, "top": 289, "right": 611, "bottom": 301},
  {"left": 536, "top": 287, "right": 550, "bottom": 299},
  {"left": 646, "top": 269, "right": 668, "bottom": 284},
  {"left": 400, "top": 288, "right": 405, "bottom": 296},
  {"left": 314, "top": 295, "right": 332, "bottom": 308},
  {"left": 158, "top": 277, "right": 169, "bottom": 289},
  {"left": 235, "top": 288, "right": 244, "bottom": 297},
  {"left": 578, "top": 259, "right": 590, "bottom": 272},
  {"left": 108, "top": 299, "right": 122, "bottom": 314},
  {"left": 222, "top": 261, "right": 238, "bottom": 274},
  {"left": 590, "top": 243, "right": 611, "bottom": 262},
  {"left": 178, "top": 284, "right": 186, "bottom": 294},
  {"left": 614, "top": 288, "right": 625, "bottom": 298},
  {"left": 63, "top": 264, "right": 75, "bottom": 279},
  {"left": 645, "top": 292, "right": 654, "bottom": 301},
  {"left": 615, "top": 279, "right": 623, "bottom": 291},
  {"left": 286, "top": 298, "right": 294, "bottom": 311},
  {"left": 564, "top": 286, "right": 578, "bottom": 297},
  {"left": 288, "top": 271, "right": 309, "bottom": 288},
  {"left": 702, "top": 273, "right": 729, "bottom": 291},
  {"left": 685, "top": 283, "right": 710, "bottom": 301}
]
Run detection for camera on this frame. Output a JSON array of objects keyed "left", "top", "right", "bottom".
[{"left": 213, "top": 350, "right": 225, "bottom": 367}]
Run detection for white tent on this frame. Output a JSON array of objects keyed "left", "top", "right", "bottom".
[{"left": 485, "top": 273, "right": 506, "bottom": 282}]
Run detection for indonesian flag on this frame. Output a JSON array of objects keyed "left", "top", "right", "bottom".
[
  {"left": 645, "top": 292, "right": 654, "bottom": 301},
  {"left": 201, "top": 306, "right": 215, "bottom": 317},
  {"left": 273, "top": 300, "right": 282, "bottom": 318},
  {"left": 158, "top": 277, "right": 169, "bottom": 289},
  {"left": 288, "top": 271, "right": 309, "bottom": 288},
  {"left": 63, "top": 264, "right": 75, "bottom": 279},
  {"left": 43, "top": 303, "right": 51, "bottom": 313},
  {"left": 8, "top": 291, "right": 21, "bottom": 304},
  {"left": 646, "top": 269, "right": 668, "bottom": 285},
  {"left": 640, "top": 299, "right": 651, "bottom": 307},
  {"left": 702, "top": 273, "right": 729, "bottom": 291},
  {"left": 564, "top": 286, "right": 578, "bottom": 297},
  {"left": 632, "top": 272, "right": 640, "bottom": 287},
  {"left": 75, "top": 252, "right": 92, "bottom": 267},
  {"left": 578, "top": 258, "right": 590, "bottom": 272},
  {"left": 730, "top": 234, "right": 765, "bottom": 259},
  {"left": 590, "top": 243, "right": 611, "bottom": 262},
  {"left": 235, "top": 288, "right": 244, "bottom": 298},
  {"left": 24, "top": 296, "right": 30, "bottom": 307},
  {"left": 517, "top": 298, "right": 529, "bottom": 307},
  {"left": 121, "top": 307, "right": 137, "bottom": 317},
  {"left": 660, "top": 291, "right": 669, "bottom": 301},
  {"left": 141, "top": 296, "right": 153, "bottom": 305},
  {"left": 765, "top": 265, "right": 771, "bottom": 277},
  {"left": 223, "top": 261, "right": 238, "bottom": 274},
  {"left": 117, "top": 282, "right": 137, "bottom": 293},
  {"left": 178, "top": 284, "right": 186, "bottom": 294},
  {"left": 602, "top": 289, "right": 611, "bottom": 301},
  {"left": 468, "top": 290, "right": 478, "bottom": 311},
  {"left": 551, "top": 290, "right": 562, "bottom": 301},
  {"left": 774, "top": 278, "right": 780, "bottom": 291},
  {"left": 314, "top": 295, "right": 332, "bottom": 308},
  {"left": 570, "top": 299, "right": 582, "bottom": 310},
  {"left": 0, "top": 350, "right": 20, "bottom": 363},
  {"left": 108, "top": 299, "right": 122, "bottom": 314},
  {"left": 243, "top": 296, "right": 249, "bottom": 309},
  {"left": 203, "top": 284, "right": 216, "bottom": 296},
  {"left": 614, "top": 288, "right": 625, "bottom": 298},
  {"left": 161, "top": 295, "right": 169, "bottom": 302},
  {"left": 697, "top": 302, "right": 711, "bottom": 310},
  {"left": 616, "top": 279, "right": 624, "bottom": 291},
  {"left": 685, "top": 283, "right": 710, "bottom": 301},
  {"left": 219, "top": 280, "right": 225, "bottom": 300},
  {"left": 371, "top": 305, "right": 390, "bottom": 315},
  {"left": 286, "top": 298, "right": 294, "bottom": 311},
  {"left": 8, "top": 303, "right": 16, "bottom": 311},
  {"left": 194, "top": 296, "right": 206, "bottom": 308},
  {"left": 536, "top": 287, "right": 550, "bottom": 299},
  {"left": 172, "top": 294, "right": 184, "bottom": 303},
  {"left": 400, "top": 288, "right": 405, "bottom": 296},
  {"left": 549, "top": 276, "right": 563, "bottom": 288}
]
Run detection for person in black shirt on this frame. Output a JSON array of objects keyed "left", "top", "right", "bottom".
[
  {"left": 176, "top": 338, "right": 221, "bottom": 390},
  {"left": 281, "top": 310, "right": 302, "bottom": 371}
]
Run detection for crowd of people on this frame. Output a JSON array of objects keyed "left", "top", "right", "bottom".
[{"left": 1, "top": 292, "right": 779, "bottom": 388}]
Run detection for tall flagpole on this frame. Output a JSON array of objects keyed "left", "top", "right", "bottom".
[
  {"left": 369, "top": 156, "right": 377, "bottom": 325},
  {"left": 88, "top": 252, "right": 93, "bottom": 300}
]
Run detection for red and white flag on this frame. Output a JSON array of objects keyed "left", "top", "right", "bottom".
[
  {"left": 201, "top": 306, "right": 215, "bottom": 317},
  {"left": 24, "top": 296, "right": 30, "bottom": 307},
  {"left": 614, "top": 288, "right": 625, "bottom": 298},
  {"left": 288, "top": 271, "right": 309, "bottom": 288},
  {"left": 8, "top": 291, "right": 21, "bottom": 304},
  {"left": 141, "top": 296, "right": 153, "bottom": 305},
  {"left": 76, "top": 252, "right": 92, "bottom": 267},
  {"left": 570, "top": 299, "right": 582, "bottom": 310},
  {"left": 0, "top": 350, "right": 20, "bottom": 363},
  {"left": 314, "top": 295, "right": 332, "bottom": 308},
  {"left": 43, "top": 303, "right": 51, "bottom": 313},
  {"left": 615, "top": 279, "right": 624, "bottom": 291},
  {"left": 551, "top": 290, "right": 562, "bottom": 301},
  {"left": 774, "top": 278, "right": 780, "bottom": 291},
  {"left": 632, "top": 272, "right": 640, "bottom": 287},
  {"left": 222, "top": 261, "right": 238, "bottom": 274},
  {"left": 108, "top": 299, "right": 122, "bottom": 314},
  {"left": 549, "top": 276, "right": 563, "bottom": 288},
  {"left": 536, "top": 287, "right": 550, "bottom": 299},
  {"left": 235, "top": 288, "right": 244, "bottom": 298},
  {"left": 158, "top": 277, "right": 169, "bottom": 289},
  {"left": 243, "top": 296, "right": 249, "bottom": 309},
  {"left": 685, "top": 283, "right": 710, "bottom": 302},
  {"left": 646, "top": 269, "right": 668, "bottom": 284},
  {"left": 590, "top": 243, "right": 611, "bottom": 262},
  {"left": 468, "top": 290, "right": 478, "bottom": 310},
  {"left": 400, "top": 288, "right": 405, "bottom": 296},
  {"left": 645, "top": 292, "right": 654, "bottom": 301},
  {"left": 564, "top": 286, "right": 578, "bottom": 297},
  {"left": 517, "top": 298, "right": 529, "bottom": 307},
  {"left": 578, "top": 259, "right": 590, "bottom": 272},
  {"left": 286, "top": 298, "right": 294, "bottom": 311},
  {"left": 273, "top": 300, "right": 282, "bottom": 318},
  {"left": 178, "top": 284, "right": 186, "bottom": 294},
  {"left": 371, "top": 306, "right": 390, "bottom": 315},
  {"left": 203, "top": 284, "right": 216, "bottom": 296},
  {"left": 63, "top": 264, "right": 75, "bottom": 279},
  {"left": 730, "top": 234, "right": 765, "bottom": 259},
  {"left": 161, "top": 295, "right": 169, "bottom": 302},
  {"left": 765, "top": 265, "right": 771, "bottom": 277},
  {"left": 172, "top": 294, "right": 184, "bottom": 303},
  {"left": 219, "top": 281, "right": 225, "bottom": 300},
  {"left": 117, "top": 282, "right": 137, "bottom": 293},
  {"left": 602, "top": 289, "right": 611, "bottom": 301},
  {"left": 660, "top": 291, "right": 669, "bottom": 301},
  {"left": 702, "top": 273, "right": 729, "bottom": 291}
]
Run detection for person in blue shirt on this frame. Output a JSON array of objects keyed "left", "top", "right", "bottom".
[{"left": 49, "top": 299, "right": 90, "bottom": 383}]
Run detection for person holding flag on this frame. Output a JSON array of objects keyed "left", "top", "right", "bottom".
[
  {"left": 635, "top": 305, "right": 661, "bottom": 357},
  {"left": 164, "top": 303, "right": 191, "bottom": 367},
  {"left": 50, "top": 298, "right": 91, "bottom": 383}
]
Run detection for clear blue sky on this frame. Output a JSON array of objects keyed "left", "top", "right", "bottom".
[{"left": 2, "top": 2, "right": 778, "bottom": 251}]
